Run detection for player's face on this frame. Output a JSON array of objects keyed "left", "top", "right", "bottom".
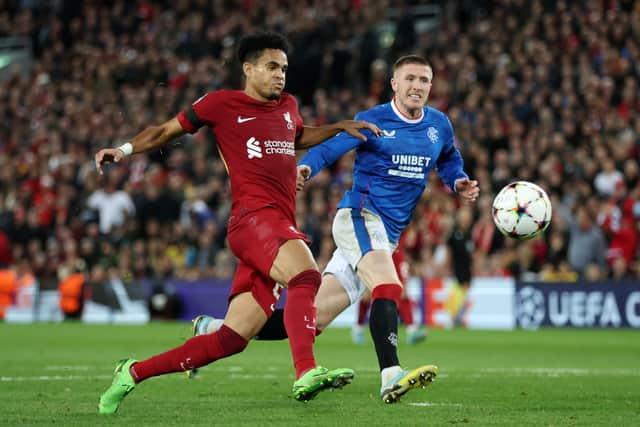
[
  {"left": 243, "top": 49, "right": 288, "bottom": 101},
  {"left": 391, "top": 63, "right": 432, "bottom": 115}
]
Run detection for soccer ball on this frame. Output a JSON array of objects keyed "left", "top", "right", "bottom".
[{"left": 492, "top": 181, "right": 552, "bottom": 240}]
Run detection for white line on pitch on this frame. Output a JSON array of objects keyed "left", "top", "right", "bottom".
[
  {"left": 1, "top": 375, "right": 112, "bottom": 382},
  {"left": 45, "top": 365, "right": 95, "bottom": 371},
  {"left": 229, "top": 374, "right": 277, "bottom": 379},
  {"left": 476, "top": 367, "right": 640, "bottom": 376},
  {"left": 408, "top": 402, "right": 463, "bottom": 407}
]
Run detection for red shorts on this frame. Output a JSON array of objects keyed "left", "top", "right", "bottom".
[{"left": 227, "top": 207, "right": 309, "bottom": 315}]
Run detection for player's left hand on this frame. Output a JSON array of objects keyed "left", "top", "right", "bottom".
[
  {"left": 455, "top": 178, "right": 479, "bottom": 203},
  {"left": 339, "top": 120, "right": 382, "bottom": 141}
]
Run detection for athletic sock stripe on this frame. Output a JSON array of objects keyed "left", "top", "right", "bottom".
[{"left": 372, "top": 283, "right": 402, "bottom": 305}]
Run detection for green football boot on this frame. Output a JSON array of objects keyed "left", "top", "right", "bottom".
[
  {"left": 98, "top": 358, "right": 137, "bottom": 414},
  {"left": 292, "top": 366, "right": 355, "bottom": 402}
]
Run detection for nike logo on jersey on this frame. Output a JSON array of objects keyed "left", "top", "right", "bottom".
[{"left": 238, "top": 116, "right": 257, "bottom": 123}]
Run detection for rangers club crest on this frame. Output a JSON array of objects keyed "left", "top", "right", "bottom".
[
  {"left": 427, "top": 127, "right": 438, "bottom": 143},
  {"left": 283, "top": 112, "right": 294, "bottom": 130}
]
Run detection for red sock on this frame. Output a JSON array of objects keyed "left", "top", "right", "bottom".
[
  {"left": 129, "top": 325, "right": 247, "bottom": 383},
  {"left": 357, "top": 298, "right": 370, "bottom": 325},
  {"left": 398, "top": 296, "right": 414, "bottom": 325},
  {"left": 371, "top": 283, "right": 402, "bottom": 306},
  {"left": 284, "top": 269, "right": 321, "bottom": 379}
]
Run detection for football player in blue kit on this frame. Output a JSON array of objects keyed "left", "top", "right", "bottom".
[{"left": 193, "top": 55, "right": 479, "bottom": 403}]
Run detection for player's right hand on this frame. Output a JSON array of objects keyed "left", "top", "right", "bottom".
[
  {"left": 339, "top": 120, "right": 382, "bottom": 141},
  {"left": 95, "top": 148, "right": 125, "bottom": 175},
  {"left": 296, "top": 165, "right": 311, "bottom": 192},
  {"left": 454, "top": 178, "right": 480, "bottom": 203}
]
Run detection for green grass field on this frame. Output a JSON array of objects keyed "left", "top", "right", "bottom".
[{"left": 1, "top": 323, "right": 638, "bottom": 426}]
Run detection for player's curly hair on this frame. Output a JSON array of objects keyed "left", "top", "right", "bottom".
[{"left": 237, "top": 32, "right": 290, "bottom": 64}]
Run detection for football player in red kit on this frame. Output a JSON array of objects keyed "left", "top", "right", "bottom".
[{"left": 95, "top": 32, "right": 381, "bottom": 414}]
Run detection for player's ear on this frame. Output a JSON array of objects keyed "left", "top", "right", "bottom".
[
  {"left": 390, "top": 77, "right": 398, "bottom": 92},
  {"left": 242, "top": 62, "right": 252, "bottom": 78}
]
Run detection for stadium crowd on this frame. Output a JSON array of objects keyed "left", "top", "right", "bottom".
[{"left": 0, "top": 0, "right": 639, "bottom": 312}]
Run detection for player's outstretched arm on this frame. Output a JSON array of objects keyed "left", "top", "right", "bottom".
[
  {"left": 296, "top": 120, "right": 381, "bottom": 149},
  {"left": 95, "top": 117, "right": 186, "bottom": 175}
]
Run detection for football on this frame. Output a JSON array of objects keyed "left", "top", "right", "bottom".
[{"left": 492, "top": 181, "right": 552, "bottom": 240}]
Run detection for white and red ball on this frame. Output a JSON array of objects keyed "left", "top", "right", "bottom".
[{"left": 492, "top": 181, "right": 552, "bottom": 240}]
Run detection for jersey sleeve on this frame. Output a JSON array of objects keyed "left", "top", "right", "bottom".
[
  {"left": 176, "top": 91, "right": 219, "bottom": 134},
  {"left": 435, "top": 116, "right": 468, "bottom": 191},
  {"left": 298, "top": 112, "right": 370, "bottom": 178}
]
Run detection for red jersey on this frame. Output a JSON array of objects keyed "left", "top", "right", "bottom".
[{"left": 177, "top": 90, "right": 304, "bottom": 222}]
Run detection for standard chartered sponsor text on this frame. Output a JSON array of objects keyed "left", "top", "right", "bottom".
[{"left": 264, "top": 140, "right": 295, "bottom": 156}]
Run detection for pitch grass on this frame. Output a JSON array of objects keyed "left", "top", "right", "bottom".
[{"left": 1, "top": 323, "right": 638, "bottom": 426}]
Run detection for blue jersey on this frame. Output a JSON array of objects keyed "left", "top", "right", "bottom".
[{"left": 299, "top": 100, "right": 468, "bottom": 244}]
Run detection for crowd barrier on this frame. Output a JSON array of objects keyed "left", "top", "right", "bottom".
[
  {"left": 422, "top": 278, "right": 640, "bottom": 330},
  {"left": 3, "top": 275, "right": 638, "bottom": 329},
  {"left": 514, "top": 281, "right": 640, "bottom": 329}
]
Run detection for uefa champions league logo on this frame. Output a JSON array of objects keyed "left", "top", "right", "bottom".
[{"left": 516, "top": 286, "right": 546, "bottom": 329}]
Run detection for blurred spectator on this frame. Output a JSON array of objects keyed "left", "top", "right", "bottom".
[
  {"left": 584, "top": 263, "right": 605, "bottom": 282},
  {"left": 566, "top": 205, "right": 608, "bottom": 278},
  {"left": 0, "top": 229, "right": 11, "bottom": 267},
  {"left": 180, "top": 187, "right": 214, "bottom": 231},
  {"left": 87, "top": 174, "right": 135, "bottom": 234},
  {"left": 446, "top": 206, "right": 474, "bottom": 288},
  {"left": 471, "top": 194, "right": 501, "bottom": 254},
  {"left": 594, "top": 158, "right": 624, "bottom": 197},
  {"left": 598, "top": 182, "right": 639, "bottom": 274},
  {"left": 540, "top": 260, "right": 578, "bottom": 282}
]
